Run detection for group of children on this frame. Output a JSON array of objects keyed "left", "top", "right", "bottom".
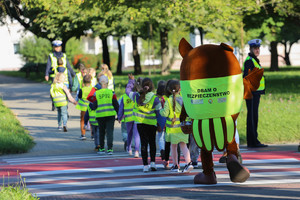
[{"left": 50, "top": 59, "right": 242, "bottom": 173}]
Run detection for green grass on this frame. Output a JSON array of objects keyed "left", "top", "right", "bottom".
[
  {"left": 0, "top": 176, "right": 39, "bottom": 200},
  {"left": 1, "top": 67, "right": 300, "bottom": 145},
  {"left": 0, "top": 99, "right": 35, "bottom": 154}
]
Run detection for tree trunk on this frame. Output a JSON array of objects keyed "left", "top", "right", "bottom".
[
  {"left": 116, "top": 39, "right": 122, "bottom": 75},
  {"left": 132, "top": 35, "right": 142, "bottom": 75},
  {"left": 270, "top": 41, "right": 279, "bottom": 71},
  {"left": 198, "top": 27, "right": 204, "bottom": 45},
  {"left": 283, "top": 41, "right": 292, "bottom": 66},
  {"left": 160, "top": 28, "right": 170, "bottom": 75},
  {"left": 101, "top": 36, "right": 111, "bottom": 70}
]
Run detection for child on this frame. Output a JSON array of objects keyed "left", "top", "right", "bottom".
[
  {"left": 76, "top": 74, "right": 93, "bottom": 140},
  {"left": 160, "top": 80, "right": 193, "bottom": 173},
  {"left": 118, "top": 85, "right": 140, "bottom": 158},
  {"left": 126, "top": 74, "right": 161, "bottom": 172},
  {"left": 98, "top": 64, "right": 114, "bottom": 91},
  {"left": 156, "top": 80, "right": 167, "bottom": 160},
  {"left": 71, "top": 63, "right": 87, "bottom": 97},
  {"left": 50, "top": 72, "right": 77, "bottom": 132},
  {"left": 87, "top": 68, "right": 98, "bottom": 87},
  {"left": 94, "top": 75, "right": 119, "bottom": 155},
  {"left": 86, "top": 103, "right": 100, "bottom": 151}
]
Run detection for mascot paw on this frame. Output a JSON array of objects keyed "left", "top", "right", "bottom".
[
  {"left": 194, "top": 172, "right": 217, "bottom": 184},
  {"left": 226, "top": 154, "right": 250, "bottom": 183}
]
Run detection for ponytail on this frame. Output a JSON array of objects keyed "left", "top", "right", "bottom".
[
  {"left": 171, "top": 89, "right": 176, "bottom": 126},
  {"left": 138, "top": 78, "right": 153, "bottom": 105}
]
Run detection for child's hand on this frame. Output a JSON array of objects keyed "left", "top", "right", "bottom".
[
  {"left": 74, "top": 101, "right": 78, "bottom": 105},
  {"left": 128, "top": 73, "right": 134, "bottom": 80}
]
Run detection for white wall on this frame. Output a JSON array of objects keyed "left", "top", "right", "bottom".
[{"left": 0, "top": 18, "right": 33, "bottom": 70}]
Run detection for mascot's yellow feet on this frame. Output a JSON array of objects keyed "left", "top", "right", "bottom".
[
  {"left": 226, "top": 154, "right": 250, "bottom": 183},
  {"left": 194, "top": 172, "right": 217, "bottom": 184}
]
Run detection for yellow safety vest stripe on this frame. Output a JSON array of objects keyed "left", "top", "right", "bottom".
[{"left": 50, "top": 83, "right": 68, "bottom": 107}]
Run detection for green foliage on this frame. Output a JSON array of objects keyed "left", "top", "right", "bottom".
[
  {"left": 65, "top": 37, "right": 84, "bottom": 64},
  {"left": 0, "top": 176, "right": 39, "bottom": 200},
  {"left": 0, "top": 99, "right": 35, "bottom": 154},
  {"left": 20, "top": 36, "right": 51, "bottom": 63}
]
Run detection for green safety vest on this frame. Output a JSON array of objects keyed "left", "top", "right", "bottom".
[
  {"left": 133, "top": 94, "right": 157, "bottom": 126},
  {"left": 49, "top": 53, "right": 68, "bottom": 85},
  {"left": 180, "top": 74, "right": 243, "bottom": 152},
  {"left": 76, "top": 72, "right": 83, "bottom": 89},
  {"left": 50, "top": 83, "right": 68, "bottom": 107},
  {"left": 76, "top": 86, "right": 93, "bottom": 111},
  {"left": 242, "top": 56, "right": 265, "bottom": 91},
  {"left": 165, "top": 97, "right": 182, "bottom": 134},
  {"left": 122, "top": 94, "right": 134, "bottom": 123},
  {"left": 87, "top": 105, "right": 98, "bottom": 126},
  {"left": 95, "top": 88, "right": 116, "bottom": 118}
]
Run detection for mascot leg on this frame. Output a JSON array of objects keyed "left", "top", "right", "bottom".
[
  {"left": 194, "top": 149, "right": 217, "bottom": 184},
  {"left": 226, "top": 140, "right": 250, "bottom": 182}
]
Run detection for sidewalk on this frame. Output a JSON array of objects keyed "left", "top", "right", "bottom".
[
  {"left": 0, "top": 75, "right": 299, "bottom": 160},
  {"left": 0, "top": 75, "right": 124, "bottom": 159}
]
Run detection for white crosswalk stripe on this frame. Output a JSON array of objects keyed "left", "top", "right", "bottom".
[{"left": 18, "top": 156, "right": 300, "bottom": 198}]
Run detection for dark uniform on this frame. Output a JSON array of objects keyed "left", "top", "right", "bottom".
[{"left": 243, "top": 45, "right": 267, "bottom": 148}]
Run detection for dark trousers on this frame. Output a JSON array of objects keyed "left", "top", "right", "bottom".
[
  {"left": 97, "top": 116, "right": 115, "bottom": 150},
  {"left": 245, "top": 94, "right": 261, "bottom": 146},
  {"left": 137, "top": 124, "right": 156, "bottom": 165}
]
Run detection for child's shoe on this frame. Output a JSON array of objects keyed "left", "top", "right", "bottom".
[
  {"left": 63, "top": 126, "right": 67, "bottom": 132},
  {"left": 128, "top": 150, "right": 132, "bottom": 156},
  {"left": 134, "top": 151, "right": 139, "bottom": 158},
  {"left": 143, "top": 165, "right": 149, "bottom": 173},
  {"left": 192, "top": 162, "right": 199, "bottom": 169},
  {"left": 182, "top": 162, "right": 194, "bottom": 173},
  {"left": 107, "top": 149, "right": 113, "bottom": 155},
  {"left": 150, "top": 162, "right": 157, "bottom": 171},
  {"left": 170, "top": 165, "right": 180, "bottom": 172},
  {"left": 58, "top": 126, "right": 63, "bottom": 131},
  {"left": 94, "top": 145, "right": 100, "bottom": 151},
  {"left": 97, "top": 148, "right": 105, "bottom": 155},
  {"left": 79, "top": 135, "right": 86, "bottom": 140},
  {"left": 163, "top": 161, "right": 171, "bottom": 170}
]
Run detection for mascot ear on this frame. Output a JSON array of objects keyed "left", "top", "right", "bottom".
[{"left": 179, "top": 38, "right": 193, "bottom": 58}]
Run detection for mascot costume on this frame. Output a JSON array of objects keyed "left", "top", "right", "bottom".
[{"left": 178, "top": 38, "right": 263, "bottom": 184}]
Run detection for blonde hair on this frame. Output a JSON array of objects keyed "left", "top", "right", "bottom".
[
  {"left": 100, "top": 64, "right": 113, "bottom": 78},
  {"left": 53, "top": 72, "right": 65, "bottom": 84},
  {"left": 87, "top": 68, "right": 96, "bottom": 77}
]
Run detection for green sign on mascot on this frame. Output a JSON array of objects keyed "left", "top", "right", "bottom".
[{"left": 179, "top": 38, "right": 263, "bottom": 184}]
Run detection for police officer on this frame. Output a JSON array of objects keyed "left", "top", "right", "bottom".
[
  {"left": 45, "top": 40, "right": 75, "bottom": 110},
  {"left": 45, "top": 40, "right": 75, "bottom": 87},
  {"left": 243, "top": 39, "right": 267, "bottom": 148}
]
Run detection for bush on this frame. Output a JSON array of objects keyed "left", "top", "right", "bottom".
[
  {"left": 72, "top": 52, "right": 118, "bottom": 71},
  {"left": 19, "top": 63, "right": 47, "bottom": 78},
  {"left": 0, "top": 99, "right": 35, "bottom": 154},
  {"left": 65, "top": 37, "right": 84, "bottom": 63},
  {"left": 0, "top": 177, "right": 39, "bottom": 200},
  {"left": 20, "top": 36, "right": 51, "bottom": 63}
]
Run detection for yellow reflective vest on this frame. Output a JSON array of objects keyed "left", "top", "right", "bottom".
[
  {"left": 87, "top": 105, "right": 98, "bottom": 126},
  {"left": 133, "top": 94, "right": 157, "bottom": 126},
  {"left": 165, "top": 97, "right": 182, "bottom": 134},
  {"left": 50, "top": 83, "right": 68, "bottom": 107},
  {"left": 76, "top": 86, "right": 93, "bottom": 111},
  {"left": 242, "top": 56, "right": 265, "bottom": 91},
  {"left": 49, "top": 53, "right": 68, "bottom": 85},
  {"left": 95, "top": 88, "right": 116, "bottom": 118},
  {"left": 122, "top": 94, "right": 134, "bottom": 123}
]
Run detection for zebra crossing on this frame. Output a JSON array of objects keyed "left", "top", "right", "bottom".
[{"left": 1, "top": 149, "right": 300, "bottom": 199}]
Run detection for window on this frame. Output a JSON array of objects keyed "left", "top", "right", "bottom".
[{"left": 14, "top": 43, "right": 20, "bottom": 54}]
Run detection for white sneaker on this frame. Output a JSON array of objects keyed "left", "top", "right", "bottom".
[
  {"left": 150, "top": 162, "right": 157, "bottom": 171},
  {"left": 79, "top": 135, "right": 86, "bottom": 140},
  {"left": 182, "top": 162, "right": 194, "bottom": 173},
  {"left": 134, "top": 151, "right": 139, "bottom": 158},
  {"left": 58, "top": 126, "right": 63, "bottom": 130},
  {"left": 143, "top": 165, "right": 149, "bottom": 173}
]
